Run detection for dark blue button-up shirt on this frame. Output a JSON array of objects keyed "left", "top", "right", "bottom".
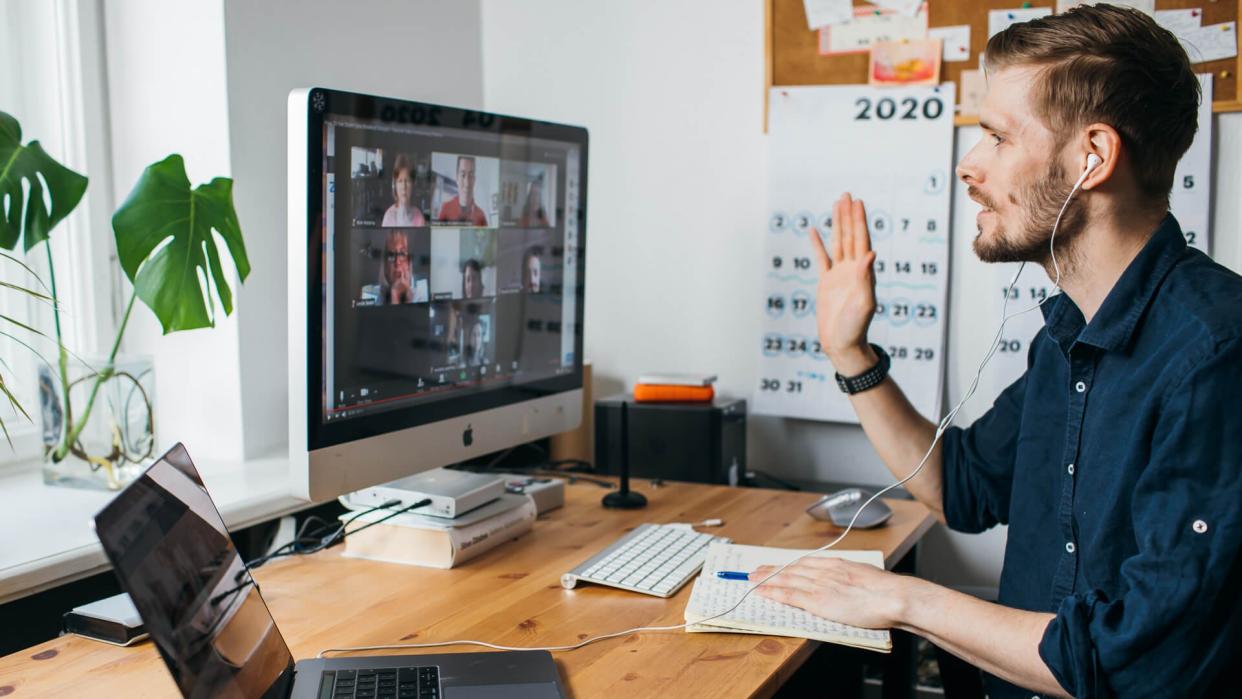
[{"left": 941, "top": 215, "right": 1242, "bottom": 698}]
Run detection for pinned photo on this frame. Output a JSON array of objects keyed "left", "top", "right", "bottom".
[{"left": 868, "top": 39, "right": 942, "bottom": 86}]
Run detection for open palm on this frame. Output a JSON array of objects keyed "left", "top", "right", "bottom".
[{"left": 811, "top": 193, "right": 877, "bottom": 371}]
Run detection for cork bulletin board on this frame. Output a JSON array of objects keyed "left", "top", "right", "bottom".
[{"left": 764, "top": 0, "right": 1242, "bottom": 126}]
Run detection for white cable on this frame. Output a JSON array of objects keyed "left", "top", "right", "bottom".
[{"left": 318, "top": 175, "right": 1090, "bottom": 660}]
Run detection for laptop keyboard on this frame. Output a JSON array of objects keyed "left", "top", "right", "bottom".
[{"left": 319, "top": 666, "right": 440, "bottom": 699}]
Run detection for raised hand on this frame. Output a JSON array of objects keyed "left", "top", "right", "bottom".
[
  {"left": 810, "top": 193, "right": 879, "bottom": 376},
  {"left": 390, "top": 266, "right": 413, "bottom": 304}
]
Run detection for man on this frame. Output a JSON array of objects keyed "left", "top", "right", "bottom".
[
  {"left": 751, "top": 6, "right": 1242, "bottom": 697},
  {"left": 438, "top": 155, "right": 488, "bottom": 226},
  {"left": 462, "top": 258, "right": 485, "bottom": 299}
]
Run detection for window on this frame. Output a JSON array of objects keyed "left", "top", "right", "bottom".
[{"left": 0, "top": 0, "right": 119, "bottom": 466}]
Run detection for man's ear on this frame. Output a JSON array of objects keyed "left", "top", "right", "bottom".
[{"left": 1081, "top": 123, "right": 1122, "bottom": 190}]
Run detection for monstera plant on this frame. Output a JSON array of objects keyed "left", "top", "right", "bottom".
[{"left": 0, "top": 110, "right": 249, "bottom": 486}]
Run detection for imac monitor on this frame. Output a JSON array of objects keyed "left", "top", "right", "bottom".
[{"left": 288, "top": 88, "right": 587, "bottom": 502}]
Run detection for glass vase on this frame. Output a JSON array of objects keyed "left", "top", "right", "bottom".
[{"left": 39, "top": 354, "right": 156, "bottom": 491}]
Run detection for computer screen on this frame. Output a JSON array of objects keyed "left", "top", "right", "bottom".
[
  {"left": 94, "top": 444, "right": 294, "bottom": 698},
  {"left": 290, "top": 88, "right": 587, "bottom": 499}
]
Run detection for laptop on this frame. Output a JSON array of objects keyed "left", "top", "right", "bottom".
[{"left": 93, "top": 443, "right": 565, "bottom": 699}]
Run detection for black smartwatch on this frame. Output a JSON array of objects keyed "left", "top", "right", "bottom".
[{"left": 834, "top": 343, "right": 890, "bottom": 395}]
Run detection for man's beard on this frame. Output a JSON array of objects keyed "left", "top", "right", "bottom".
[{"left": 971, "top": 160, "right": 1087, "bottom": 265}]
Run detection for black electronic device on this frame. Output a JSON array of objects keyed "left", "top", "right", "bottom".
[
  {"left": 594, "top": 395, "right": 746, "bottom": 486},
  {"left": 601, "top": 401, "right": 647, "bottom": 509}
]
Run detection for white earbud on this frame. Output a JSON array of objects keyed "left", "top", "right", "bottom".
[{"left": 1086, "top": 153, "right": 1102, "bottom": 172}]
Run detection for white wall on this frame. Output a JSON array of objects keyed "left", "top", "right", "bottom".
[
  {"left": 104, "top": 1, "right": 485, "bottom": 464},
  {"left": 221, "top": 0, "right": 486, "bottom": 459},
  {"left": 105, "top": 0, "right": 245, "bottom": 463},
  {"left": 481, "top": 0, "right": 1242, "bottom": 589}
]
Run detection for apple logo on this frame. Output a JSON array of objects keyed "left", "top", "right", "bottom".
[{"left": 462, "top": 424, "right": 474, "bottom": 447}]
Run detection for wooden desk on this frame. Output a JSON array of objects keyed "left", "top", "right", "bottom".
[{"left": 0, "top": 480, "right": 934, "bottom": 698}]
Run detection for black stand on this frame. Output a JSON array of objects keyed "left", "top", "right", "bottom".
[{"left": 603, "top": 400, "right": 647, "bottom": 509}]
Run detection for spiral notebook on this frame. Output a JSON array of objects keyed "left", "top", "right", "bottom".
[{"left": 683, "top": 543, "right": 892, "bottom": 653}]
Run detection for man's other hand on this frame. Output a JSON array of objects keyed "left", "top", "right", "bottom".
[
  {"left": 812, "top": 193, "right": 879, "bottom": 376},
  {"left": 751, "top": 558, "right": 909, "bottom": 630}
]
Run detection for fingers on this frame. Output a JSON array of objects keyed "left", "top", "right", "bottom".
[
  {"left": 790, "top": 557, "right": 866, "bottom": 572},
  {"left": 833, "top": 195, "right": 848, "bottom": 262},
  {"left": 750, "top": 564, "right": 828, "bottom": 590},
  {"left": 809, "top": 225, "right": 832, "bottom": 272},
  {"left": 755, "top": 584, "right": 816, "bottom": 611},
  {"left": 851, "top": 197, "right": 870, "bottom": 257}
]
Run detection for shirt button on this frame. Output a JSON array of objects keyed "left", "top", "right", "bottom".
[
  {"left": 1065, "top": 542, "right": 1076, "bottom": 554},
  {"left": 1067, "top": 463, "right": 1075, "bottom": 475},
  {"left": 1075, "top": 380, "right": 1087, "bottom": 393},
  {"left": 1193, "top": 520, "right": 1208, "bottom": 534}
]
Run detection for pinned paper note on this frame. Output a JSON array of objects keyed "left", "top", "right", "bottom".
[
  {"left": 929, "top": 25, "right": 971, "bottom": 62},
  {"left": 1154, "top": 8, "right": 1203, "bottom": 36},
  {"left": 987, "top": 7, "right": 1053, "bottom": 39},
  {"left": 1180, "top": 21, "right": 1238, "bottom": 63},
  {"left": 819, "top": 3, "right": 929, "bottom": 55},
  {"left": 1056, "top": 0, "right": 1154, "bottom": 15},
  {"left": 959, "top": 69, "right": 987, "bottom": 117},
  {"left": 803, "top": 0, "right": 853, "bottom": 29}
]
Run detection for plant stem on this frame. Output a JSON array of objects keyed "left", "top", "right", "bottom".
[
  {"left": 54, "top": 289, "right": 137, "bottom": 461},
  {"left": 44, "top": 243, "right": 73, "bottom": 462}
]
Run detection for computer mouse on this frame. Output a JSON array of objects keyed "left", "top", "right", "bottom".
[{"left": 805, "top": 488, "right": 893, "bottom": 528}]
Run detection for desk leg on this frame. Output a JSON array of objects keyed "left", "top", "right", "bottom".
[{"left": 882, "top": 544, "right": 919, "bottom": 699}]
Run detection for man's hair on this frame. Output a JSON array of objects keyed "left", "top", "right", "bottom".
[
  {"left": 457, "top": 155, "right": 476, "bottom": 172},
  {"left": 984, "top": 4, "right": 1199, "bottom": 204}
]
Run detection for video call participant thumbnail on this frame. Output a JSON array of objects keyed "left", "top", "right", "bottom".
[
  {"left": 382, "top": 153, "right": 428, "bottom": 227},
  {"left": 430, "top": 228, "right": 498, "bottom": 300},
  {"left": 498, "top": 228, "right": 562, "bottom": 295},
  {"left": 430, "top": 300, "right": 491, "bottom": 372},
  {"left": 357, "top": 229, "right": 429, "bottom": 306},
  {"left": 464, "top": 309, "right": 493, "bottom": 368},
  {"left": 500, "top": 161, "right": 558, "bottom": 228},
  {"left": 349, "top": 145, "right": 386, "bottom": 226},
  {"left": 433, "top": 153, "right": 498, "bottom": 227}
]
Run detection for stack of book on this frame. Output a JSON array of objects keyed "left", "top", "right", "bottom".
[
  {"left": 340, "top": 493, "right": 537, "bottom": 569},
  {"left": 633, "top": 372, "right": 716, "bottom": 403}
]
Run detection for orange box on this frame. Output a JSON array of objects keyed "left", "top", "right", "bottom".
[{"left": 632, "top": 384, "right": 715, "bottom": 403}]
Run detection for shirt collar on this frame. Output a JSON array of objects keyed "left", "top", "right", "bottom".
[{"left": 1039, "top": 214, "right": 1186, "bottom": 354}]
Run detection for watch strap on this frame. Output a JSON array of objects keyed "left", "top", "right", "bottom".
[{"left": 834, "top": 344, "right": 890, "bottom": 395}]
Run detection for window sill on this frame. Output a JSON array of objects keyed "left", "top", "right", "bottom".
[{"left": 0, "top": 451, "right": 308, "bottom": 606}]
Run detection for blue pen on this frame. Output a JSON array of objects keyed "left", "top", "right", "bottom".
[{"left": 716, "top": 571, "right": 750, "bottom": 581}]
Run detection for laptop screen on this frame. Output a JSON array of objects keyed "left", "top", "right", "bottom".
[{"left": 94, "top": 444, "right": 295, "bottom": 698}]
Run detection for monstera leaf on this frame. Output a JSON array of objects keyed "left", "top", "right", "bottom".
[
  {"left": 112, "top": 155, "right": 250, "bottom": 334},
  {"left": 0, "top": 111, "right": 89, "bottom": 251}
]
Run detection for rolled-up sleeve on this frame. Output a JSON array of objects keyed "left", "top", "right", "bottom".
[
  {"left": 940, "top": 337, "right": 1035, "bottom": 534},
  {"left": 1038, "top": 337, "right": 1242, "bottom": 697}
]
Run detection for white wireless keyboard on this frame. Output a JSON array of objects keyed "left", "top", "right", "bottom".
[{"left": 560, "top": 523, "right": 730, "bottom": 598}]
